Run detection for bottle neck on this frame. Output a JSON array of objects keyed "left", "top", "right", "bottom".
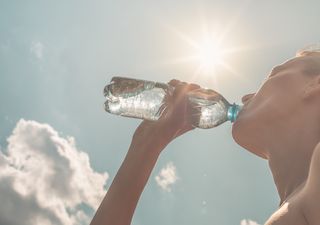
[{"left": 227, "top": 103, "right": 243, "bottom": 122}]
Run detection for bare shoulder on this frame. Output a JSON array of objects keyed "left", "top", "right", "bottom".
[
  {"left": 263, "top": 143, "right": 320, "bottom": 225},
  {"left": 263, "top": 185, "right": 308, "bottom": 225},
  {"left": 300, "top": 142, "right": 320, "bottom": 225}
]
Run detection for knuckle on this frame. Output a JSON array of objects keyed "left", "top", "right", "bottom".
[{"left": 168, "top": 79, "right": 180, "bottom": 86}]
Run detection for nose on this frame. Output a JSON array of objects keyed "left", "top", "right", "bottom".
[{"left": 241, "top": 93, "right": 255, "bottom": 104}]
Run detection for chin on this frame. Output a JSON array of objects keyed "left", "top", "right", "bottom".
[
  {"left": 231, "top": 117, "right": 244, "bottom": 147},
  {"left": 231, "top": 115, "right": 268, "bottom": 159}
]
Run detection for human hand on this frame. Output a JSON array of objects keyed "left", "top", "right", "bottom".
[{"left": 130, "top": 79, "right": 201, "bottom": 153}]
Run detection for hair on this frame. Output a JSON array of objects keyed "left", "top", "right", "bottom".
[
  {"left": 295, "top": 44, "right": 320, "bottom": 76},
  {"left": 296, "top": 43, "right": 320, "bottom": 57}
]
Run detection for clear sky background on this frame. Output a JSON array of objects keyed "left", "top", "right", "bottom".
[{"left": 0, "top": 1, "right": 319, "bottom": 225}]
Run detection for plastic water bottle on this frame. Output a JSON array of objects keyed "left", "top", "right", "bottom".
[
  {"left": 187, "top": 88, "right": 242, "bottom": 128},
  {"left": 104, "top": 77, "right": 174, "bottom": 121},
  {"left": 103, "top": 76, "right": 243, "bottom": 129}
]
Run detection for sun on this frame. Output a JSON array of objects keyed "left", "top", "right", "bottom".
[
  {"left": 195, "top": 38, "right": 224, "bottom": 73},
  {"left": 159, "top": 19, "right": 252, "bottom": 85},
  {"left": 162, "top": 25, "right": 231, "bottom": 77}
]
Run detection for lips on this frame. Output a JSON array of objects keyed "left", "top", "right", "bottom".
[{"left": 236, "top": 104, "right": 247, "bottom": 119}]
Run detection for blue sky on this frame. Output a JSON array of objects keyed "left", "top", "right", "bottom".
[{"left": 0, "top": 1, "right": 319, "bottom": 225}]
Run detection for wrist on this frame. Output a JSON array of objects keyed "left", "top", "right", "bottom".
[
  {"left": 131, "top": 120, "right": 180, "bottom": 155},
  {"left": 130, "top": 130, "right": 171, "bottom": 155}
]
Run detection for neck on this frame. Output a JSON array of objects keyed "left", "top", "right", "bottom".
[
  {"left": 265, "top": 116, "right": 319, "bottom": 207},
  {"left": 268, "top": 155, "right": 309, "bottom": 207}
]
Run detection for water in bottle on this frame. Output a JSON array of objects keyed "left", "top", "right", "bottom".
[
  {"left": 103, "top": 76, "right": 243, "bottom": 128},
  {"left": 104, "top": 77, "right": 174, "bottom": 121},
  {"left": 187, "top": 88, "right": 242, "bottom": 128}
]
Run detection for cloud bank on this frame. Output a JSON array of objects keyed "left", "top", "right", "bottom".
[
  {"left": 155, "top": 162, "right": 178, "bottom": 192},
  {"left": 0, "top": 119, "right": 108, "bottom": 225}
]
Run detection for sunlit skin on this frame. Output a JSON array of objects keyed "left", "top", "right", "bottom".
[
  {"left": 232, "top": 51, "right": 320, "bottom": 224},
  {"left": 90, "top": 52, "right": 320, "bottom": 225}
]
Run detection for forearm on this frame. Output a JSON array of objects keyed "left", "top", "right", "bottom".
[
  {"left": 90, "top": 142, "right": 163, "bottom": 225},
  {"left": 90, "top": 80, "right": 198, "bottom": 225}
]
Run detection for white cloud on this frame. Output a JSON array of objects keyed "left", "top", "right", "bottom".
[
  {"left": 0, "top": 119, "right": 108, "bottom": 225},
  {"left": 240, "top": 219, "right": 260, "bottom": 225},
  {"left": 30, "top": 41, "right": 44, "bottom": 59},
  {"left": 155, "top": 162, "right": 178, "bottom": 192}
]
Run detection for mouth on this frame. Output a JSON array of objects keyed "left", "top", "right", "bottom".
[{"left": 236, "top": 104, "right": 247, "bottom": 120}]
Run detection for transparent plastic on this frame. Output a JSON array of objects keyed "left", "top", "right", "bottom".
[
  {"left": 104, "top": 77, "right": 173, "bottom": 121},
  {"left": 103, "top": 76, "right": 242, "bottom": 128},
  {"left": 187, "top": 89, "right": 231, "bottom": 128}
]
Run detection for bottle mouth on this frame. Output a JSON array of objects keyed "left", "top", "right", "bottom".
[{"left": 227, "top": 104, "right": 243, "bottom": 122}]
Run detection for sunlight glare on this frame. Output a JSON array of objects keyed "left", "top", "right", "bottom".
[
  {"left": 196, "top": 38, "right": 224, "bottom": 73},
  {"left": 160, "top": 18, "right": 254, "bottom": 85}
]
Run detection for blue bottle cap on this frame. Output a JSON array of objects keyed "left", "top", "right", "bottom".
[{"left": 227, "top": 103, "right": 243, "bottom": 123}]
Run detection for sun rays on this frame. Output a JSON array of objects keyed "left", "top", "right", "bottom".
[{"left": 157, "top": 15, "right": 256, "bottom": 88}]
